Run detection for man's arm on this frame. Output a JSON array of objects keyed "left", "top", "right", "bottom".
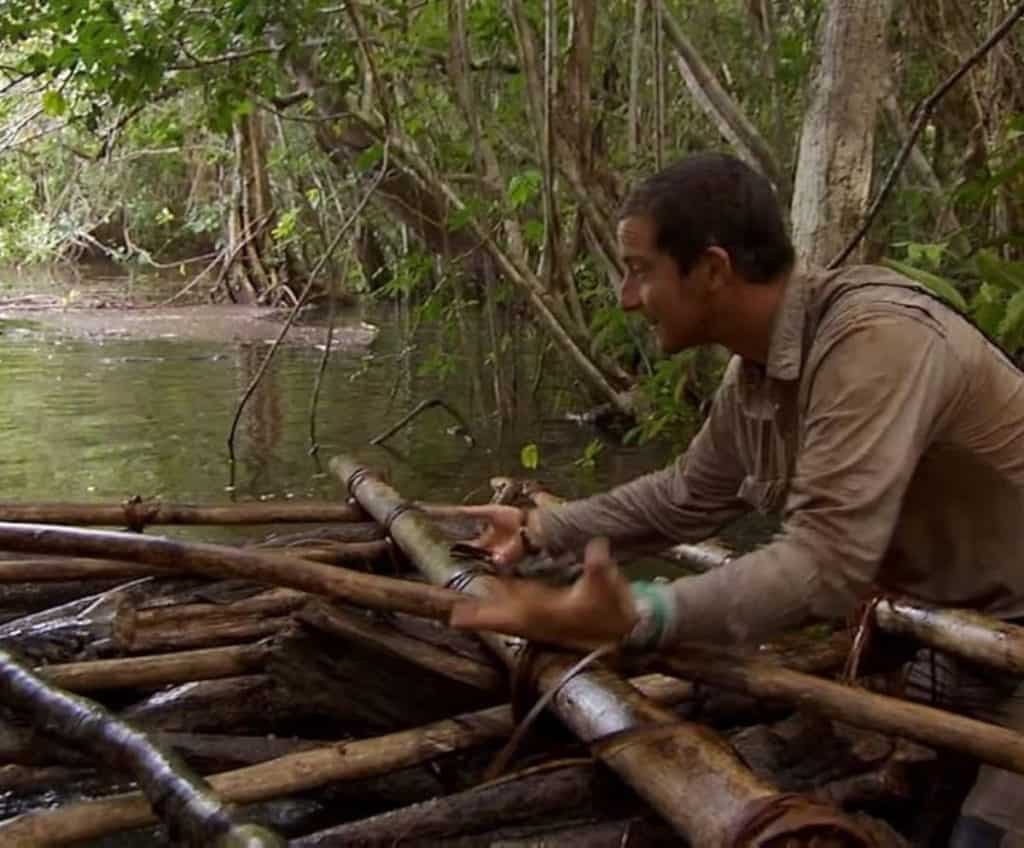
[
  {"left": 535, "top": 360, "right": 749, "bottom": 556},
  {"left": 653, "top": 314, "right": 959, "bottom": 646}
]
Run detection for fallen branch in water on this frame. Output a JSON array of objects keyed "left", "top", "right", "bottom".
[{"left": 369, "top": 397, "right": 476, "bottom": 446}]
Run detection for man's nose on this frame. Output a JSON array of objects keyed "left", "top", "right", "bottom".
[{"left": 619, "top": 273, "right": 642, "bottom": 311}]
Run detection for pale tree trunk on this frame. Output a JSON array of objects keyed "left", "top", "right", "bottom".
[
  {"left": 224, "top": 112, "right": 288, "bottom": 303},
  {"left": 791, "top": 0, "right": 894, "bottom": 269}
]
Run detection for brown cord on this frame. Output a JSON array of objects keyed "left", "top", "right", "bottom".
[
  {"left": 483, "top": 643, "right": 617, "bottom": 781},
  {"left": 842, "top": 594, "right": 885, "bottom": 684}
]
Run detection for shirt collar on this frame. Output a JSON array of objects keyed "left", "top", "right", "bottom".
[{"left": 763, "top": 270, "right": 807, "bottom": 381}]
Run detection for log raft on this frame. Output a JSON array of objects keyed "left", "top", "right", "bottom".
[
  {"left": 332, "top": 455, "right": 875, "bottom": 847},
  {"left": 0, "top": 483, "right": 1018, "bottom": 846}
]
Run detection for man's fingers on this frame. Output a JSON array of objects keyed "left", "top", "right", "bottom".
[
  {"left": 582, "top": 536, "right": 616, "bottom": 581},
  {"left": 449, "top": 599, "right": 517, "bottom": 632}
]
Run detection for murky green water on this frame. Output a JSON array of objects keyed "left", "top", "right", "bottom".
[{"left": 0, "top": 292, "right": 672, "bottom": 534}]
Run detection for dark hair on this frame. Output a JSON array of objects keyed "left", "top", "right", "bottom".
[{"left": 620, "top": 153, "right": 794, "bottom": 283}]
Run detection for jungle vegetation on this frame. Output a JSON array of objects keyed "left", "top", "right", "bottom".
[{"left": 1, "top": 0, "right": 1022, "bottom": 445}]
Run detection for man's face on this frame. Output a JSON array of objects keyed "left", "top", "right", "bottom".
[{"left": 617, "top": 215, "right": 714, "bottom": 354}]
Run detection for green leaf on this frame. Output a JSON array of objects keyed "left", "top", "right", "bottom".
[
  {"left": 41, "top": 90, "right": 67, "bottom": 117},
  {"left": 971, "top": 283, "right": 1006, "bottom": 337},
  {"left": 997, "top": 289, "right": 1024, "bottom": 342},
  {"left": 507, "top": 170, "right": 541, "bottom": 209},
  {"left": 882, "top": 258, "right": 968, "bottom": 312},
  {"left": 519, "top": 442, "right": 539, "bottom": 471},
  {"left": 975, "top": 251, "right": 1024, "bottom": 292}
]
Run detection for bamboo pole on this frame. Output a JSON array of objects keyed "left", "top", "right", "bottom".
[
  {"left": 0, "top": 523, "right": 459, "bottom": 621},
  {"left": 0, "top": 499, "right": 364, "bottom": 527},
  {"left": 874, "top": 597, "right": 1024, "bottom": 676},
  {"left": 657, "top": 645, "right": 1024, "bottom": 775},
  {"left": 332, "top": 456, "right": 872, "bottom": 847},
  {"left": 0, "top": 673, "right": 692, "bottom": 845},
  {"left": 0, "top": 648, "right": 285, "bottom": 848},
  {"left": 36, "top": 644, "right": 270, "bottom": 692}
]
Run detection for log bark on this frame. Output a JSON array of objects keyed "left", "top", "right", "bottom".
[
  {"left": 0, "top": 647, "right": 284, "bottom": 848},
  {"left": 0, "top": 524, "right": 460, "bottom": 622},
  {"left": 333, "top": 456, "right": 873, "bottom": 847},
  {"left": 114, "top": 588, "right": 306, "bottom": 653},
  {"left": 874, "top": 597, "right": 1024, "bottom": 676},
  {"left": 657, "top": 644, "right": 1024, "bottom": 776},
  {"left": 0, "top": 673, "right": 692, "bottom": 844},
  {"left": 120, "top": 674, "right": 295, "bottom": 734},
  {"left": 290, "top": 760, "right": 617, "bottom": 847},
  {"left": 36, "top": 644, "right": 269, "bottom": 692},
  {"left": 0, "top": 557, "right": 168, "bottom": 583},
  {"left": 790, "top": 0, "right": 894, "bottom": 267},
  {"left": 0, "top": 499, "right": 364, "bottom": 527}
]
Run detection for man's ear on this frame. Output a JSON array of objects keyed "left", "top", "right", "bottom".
[{"left": 702, "top": 246, "right": 734, "bottom": 295}]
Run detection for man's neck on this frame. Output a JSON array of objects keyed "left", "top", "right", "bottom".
[{"left": 713, "top": 269, "right": 792, "bottom": 365}]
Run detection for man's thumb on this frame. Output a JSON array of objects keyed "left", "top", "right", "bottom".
[{"left": 582, "top": 536, "right": 616, "bottom": 581}]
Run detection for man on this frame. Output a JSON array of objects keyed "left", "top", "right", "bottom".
[{"left": 450, "top": 153, "right": 1024, "bottom": 846}]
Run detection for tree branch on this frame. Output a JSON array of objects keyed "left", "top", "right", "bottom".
[{"left": 828, "top": 0, "right": 1024, "bottom": 269}]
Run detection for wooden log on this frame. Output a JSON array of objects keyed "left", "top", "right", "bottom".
[
  {"left": 332, "top": 456, "right": 873, "bottom": 848},
  {"left": 0, "top": 557, "right": 169, "bottom": 583},
  {"left": 114, "top": 589, "right": 306, "bottom": 653},
  {"left": 0, "top": 725, "right": 323, "bottom": 774},
  {"left": 36, "top": 644, "right": 270, "bottom": 692},
  {"left": 0, "top": 524, "right": 460, "bottom": 622},
  {"left": 874, "top": 597, "right": 1024, "bottom": 676},
  {"left": 0, "top": 647, "right": 284, "bottom": 848},
  {"left": 0, "top": 499, "right": 365, "bottom": 527},
  {"left": 120, "top": 675, "right": 295, "bottom": 734},
  {"left": 289, "top": 760, "right": 613, "bottom": 846},
  {"left": 0, "top": 576, "right": 209, "bottom": 664},
  {"left": 298, "top": 601, "right": 505, "bottom": 693},
  {"left": 272, "top": 540, "right": 393, "bottom": 568},
  {"left": 0, "top": 539, "right": 393, "bottom": 584},
  {"left": 657, "top": 645, "right": 1024, "bottom": 775},
  {"left": 0, "top": 579, "right": 130, "bottom": 626},
  {"left": 0, "top": 673, "right": 693, "bottom": 845}
]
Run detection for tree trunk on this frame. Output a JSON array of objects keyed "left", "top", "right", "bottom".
[
  {"left": 791, "top": 0, "right": 894, "bottom": 268},
  {"left": 223, "top": 112, "right": 287, "bottom": 304}
]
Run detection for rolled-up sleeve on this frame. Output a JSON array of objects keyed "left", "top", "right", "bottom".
[
  {"left": 538, "top": 366, "right": 749, "bottom": 555},
  {"left": 663, "top": 315, "right": 959, "bottom": 645}
]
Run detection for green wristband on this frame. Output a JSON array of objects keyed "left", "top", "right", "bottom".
[{"left": 625, "top": 581, "right": 669, "bottom": 652}]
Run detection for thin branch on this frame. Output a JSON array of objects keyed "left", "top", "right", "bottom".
[
  {"left": 369, "top": 397, "right": 476, "bottom": 447},
  {"left": 308, "top": 250, "right": 352, "bottom": 454},
  {"left": 227, "top": 141, "right": 390, "bottom": 462},
  {"left": 828, "top": 0, "right": 1024, "bottom": 269}
]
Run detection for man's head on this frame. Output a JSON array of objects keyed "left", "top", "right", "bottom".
[{"left": 617, "top": 153, "right": 793, "bottom": 356}]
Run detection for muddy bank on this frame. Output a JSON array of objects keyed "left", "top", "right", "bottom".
[{"left": 0, "top": 298, "right": 378, "bottom": 349}]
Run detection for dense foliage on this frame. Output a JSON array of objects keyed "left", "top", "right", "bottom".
[{"left": 1, "top": 1, "right": 1022, "bottom": 446}]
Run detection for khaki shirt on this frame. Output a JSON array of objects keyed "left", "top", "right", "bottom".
[{"left": 539, "top": 266, "right": 1024, "bottom": 645}]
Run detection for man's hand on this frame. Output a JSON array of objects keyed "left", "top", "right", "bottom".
[
  {"left": 448, "top": 538, "right": 638, "bottom": 650},
  {"left": 458, "top": 504, "right": 530, "bottom": 572}
]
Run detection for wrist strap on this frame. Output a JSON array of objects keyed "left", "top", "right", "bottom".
[
  {"left": 519, "top": 509, "right": 542, "bottom": 556},
  {"left": 623, "top": 581, "right": 670, "bottom": 652}
]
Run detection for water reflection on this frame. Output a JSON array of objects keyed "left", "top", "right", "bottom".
[{"left": 0, "top": 292, "right": 673, "bottom": 528}]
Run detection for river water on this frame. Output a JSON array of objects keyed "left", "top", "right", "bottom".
[{"left": 0, "top": 269, "right": 674, "bottom": 538}]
